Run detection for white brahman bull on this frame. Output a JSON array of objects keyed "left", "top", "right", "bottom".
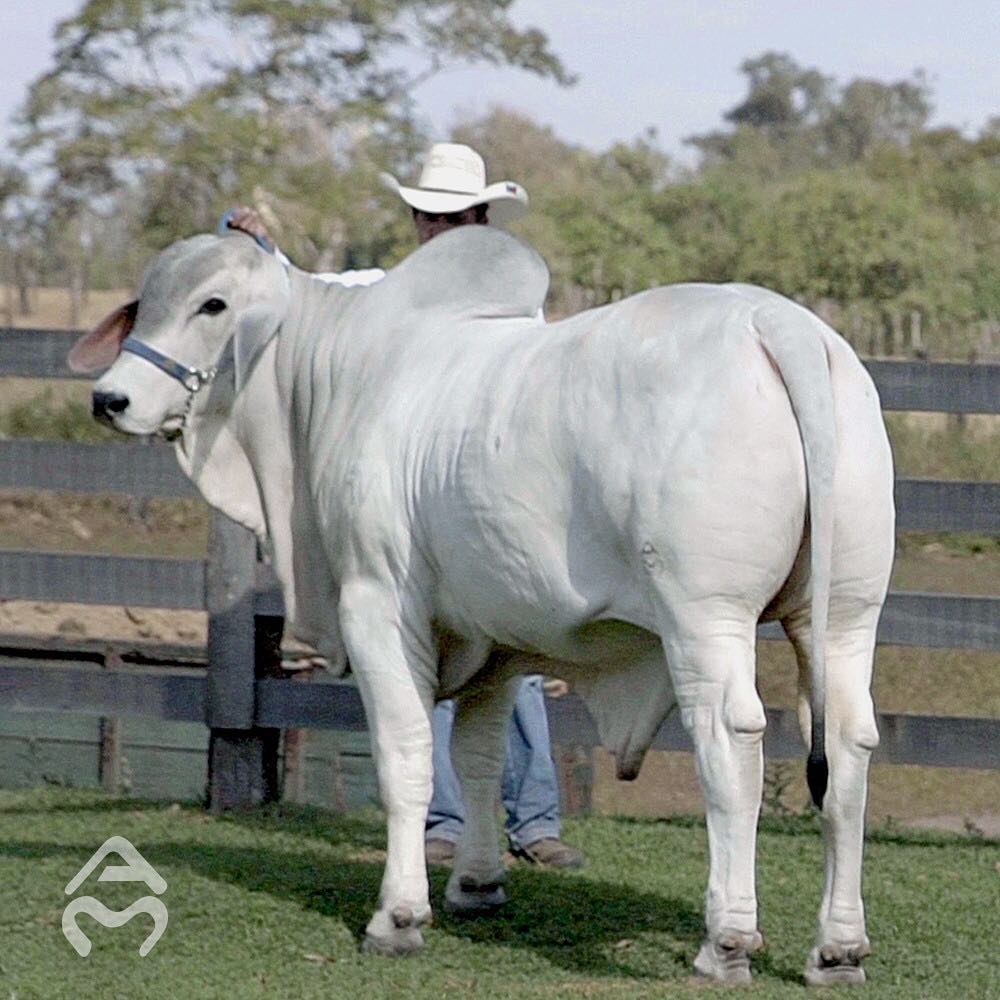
[{"left": 70, "top": 227, "right": 894, "bottom": 985}]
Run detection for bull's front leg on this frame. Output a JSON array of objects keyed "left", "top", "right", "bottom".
[{"left": 338, "top": 579, "right": 436, "bottom": 956}]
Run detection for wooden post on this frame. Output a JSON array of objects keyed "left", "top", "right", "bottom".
[
  {"left": 282, "top": 726, "right": 308, "bottom": 803},
  {"left": 910, "top": 311, "right": 923, "bottom": 358},
  {"left": 205, "top": 510, "right": 280, "bottom": 812},
  {"left": 2, "top": 275, "right": 13, "bottom": 329},
  {"left": 254, "top": 612, "right": 284, "bottom": 803},
  {"left": 849, "top": 307, "right": 862, "bottom": 353},
  {"left": 891, "top": 312, "right": 905, "bottom": 358},
  {"left": 99, "top": 648, "right": 124, "bottom": 794},
  {"left": 281, "top": 667, "right": 310, "bottom": 804},
  {"left": 555, "top": 744, "right": 593, "bottom": 817},
  {"left": 99, "top": 717, "right": 123, "bottom": 794}
]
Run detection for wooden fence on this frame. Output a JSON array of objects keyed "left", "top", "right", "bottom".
[{"left": 1, "top": 329, "right": 998, "bottom": 810}]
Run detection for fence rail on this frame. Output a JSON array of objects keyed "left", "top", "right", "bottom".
[
  {"left": 3, "top": 438, "right": 998, "bottom": 532},
  {"left": 1, "top": 328, "right": 998, "bottom": 808},
  {"left": 0, "top": 438, "right": 198, "bottom": 497},
  {"left": 863, "top": 359, "right": 1000, "bottom": 413},
  {"left": 4, "top": 329, "right": 1000, "bottom": 413},
  {"left": 1, "top": 546, "right": 996, "bottom": 649},
  {"left": 0, "top": 656, "right": 997, "bottom": 771}
]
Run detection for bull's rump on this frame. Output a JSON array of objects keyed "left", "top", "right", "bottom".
[{"left": 413, "top": 284, "right": 839, "bottom": 655}]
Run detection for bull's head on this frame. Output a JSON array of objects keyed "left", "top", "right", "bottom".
[{"left": 70, "top": 234, "right": 290, "bottom": 439}]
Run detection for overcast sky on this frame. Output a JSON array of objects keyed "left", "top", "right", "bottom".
[{"left": 2, "top": 0, "right": 997, "bottom": 165}]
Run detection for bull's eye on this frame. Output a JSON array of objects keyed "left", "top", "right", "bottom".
[{"left": 198, "top": 297, "right": 227, "bottom": 316}]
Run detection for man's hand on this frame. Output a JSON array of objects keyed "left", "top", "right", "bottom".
[{"left": 225, "top": 206, "right": 272, "bottom": 243}]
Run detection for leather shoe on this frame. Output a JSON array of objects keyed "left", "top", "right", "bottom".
[
  {"left": 424, "top": 837, "right": 457, "bottom": 866},
  {"left": 511, "top": 837, "right": 585, "bottom": 868}
]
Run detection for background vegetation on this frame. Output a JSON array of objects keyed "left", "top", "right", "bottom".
[{"left": 1, "top": 3, "right": 997, "bottom": 358}]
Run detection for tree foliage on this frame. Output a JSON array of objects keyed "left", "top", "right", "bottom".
[
  {"left": 451, "top": 95, "right": 997, "bottom": 341},
  {"left": 7, "top": 27, "right": 999, "bottom": 353},
  {"left": 689, "top": 50, "right": 931, "bottom": 171},
  {"left": 15, "top": 0, "right": 570, "bottom": 276}
]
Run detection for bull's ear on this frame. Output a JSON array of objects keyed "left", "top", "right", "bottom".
[
  {"left": 233, "top": 303, "right": 282, "bottom": 392},
  {"left": 67, "top": 300, "right": 139, "bottom": 373}
]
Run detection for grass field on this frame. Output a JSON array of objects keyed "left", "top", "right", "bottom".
[{"left": 1, "top": 788, "right": 997, "bottom": 1000}]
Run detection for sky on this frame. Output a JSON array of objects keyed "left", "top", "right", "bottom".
[{"left": 1, "top": 0, "right": 998, "bottom": 166}]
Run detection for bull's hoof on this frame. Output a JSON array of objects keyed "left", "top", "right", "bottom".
[
  {"left": 804, "top": 941, "right": 870, "bottom": 986},
  {"left": 362, "top": 927, "right": 424, "bottom": 956},
  {"left": 362, "top": 904, "right": 430, "bottom": 956},
  {"left": 444, "top": 873, "right": 508, "bottom": 917},
  {"left": 693, "top": 929, "right": 763, "bottom": 984}
]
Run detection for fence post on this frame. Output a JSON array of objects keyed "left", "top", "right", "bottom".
[
  {"left": 98, "top": 717, "right": 123, "bottom": 794},
  {"left": 205, "top": 510, "right": 279, "bottom": 811},
  {"left": 555, "top": 743, "right": 593, "bottom": 816}
]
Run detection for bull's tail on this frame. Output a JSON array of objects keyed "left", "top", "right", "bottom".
[{"left": 752, "top": 300, "right": 837, "bottom": 809}]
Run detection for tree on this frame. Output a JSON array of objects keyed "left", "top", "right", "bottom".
[
  {"left": 732, "top": 168, "right": 977, "bottom": 326},
  {"left": 16, "top": 0, "right": 572, "bottom": 275},
  {"left": 0, "top": 163, "right": 37, "bottom": 319},
  {"left": 724, "top": 52, "right": 833, "bottom": 134},
  {"left": 0, "top": 164, "right": 25, "bottom": 207},
  {"left": 687, "top": 52, "right": 932, "bottom": 171},
  {"left": 823, "top": 75, "right": 931, "bottom": 161},
  {"left": 687, "top": 52, "right": 832, "bottom": 169}
]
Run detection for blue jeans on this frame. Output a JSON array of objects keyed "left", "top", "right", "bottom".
[{"left": 426, "top": 676, "right": 561, "bottom": 849}]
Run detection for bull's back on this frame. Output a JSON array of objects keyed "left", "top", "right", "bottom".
[{"left": 419, "top": 284, "right": 819, "bottom": 647}]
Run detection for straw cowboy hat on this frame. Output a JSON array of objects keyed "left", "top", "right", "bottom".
[{"left": 380, "top": 142, "right": 529, "bottom": 226}]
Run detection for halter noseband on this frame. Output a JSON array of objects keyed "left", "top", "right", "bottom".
[{"left": 120, "top": 337, "right": 218, "bottom": 393}]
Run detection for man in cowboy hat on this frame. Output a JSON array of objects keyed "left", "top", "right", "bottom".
[
  {"left": 380, "top": 141, "right": 529, "bottom": 243},
  {"left": 226, "top": 142, "right": 529, "bottom": 282},
  {"left": 227, "top": 142, "right": 583, "bottom": 870}
]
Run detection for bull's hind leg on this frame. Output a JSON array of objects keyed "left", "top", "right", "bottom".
[
  {"left": 445, "top": 671, "right": 521, "bottom": 915},
  {"left": 785, "top": 613, "right": 880, "bottom": 986},
  {"left": 658, "top": 615, "right": 766, "bottom": 984}
]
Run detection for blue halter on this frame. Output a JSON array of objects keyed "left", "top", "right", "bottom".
[{"left": 119, "top": 337, "right": 218, "bottom": 393}]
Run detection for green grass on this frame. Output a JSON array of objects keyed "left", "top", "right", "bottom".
[
  {"left": 0, "top": 387, "right": 114, "bottom": 443},
  {"left": 0, "top": 789, "right": 995, "bottom": 999},
  {"left": 885, "top": 412, "right": 998, "bottom": 481}
]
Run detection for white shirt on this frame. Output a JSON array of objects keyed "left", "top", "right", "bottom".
[
  {"left": 275, "top": 247, "right": 385, "bottom": 289},
  {"left": 315, "top": 268, "right": 386, "bottom": 288}
]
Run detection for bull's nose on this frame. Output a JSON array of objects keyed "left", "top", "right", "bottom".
[{"left": 92, "top": 390, "right": 130, "bottom": 419}]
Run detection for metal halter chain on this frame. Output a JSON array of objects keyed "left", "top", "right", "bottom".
[{"left": 120, "top": 336, "right": 218, "bottom": 393}]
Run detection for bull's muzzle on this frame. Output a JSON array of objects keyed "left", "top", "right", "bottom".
[{"left": 92, "top": 390, "right": 130, "bottom": 422}]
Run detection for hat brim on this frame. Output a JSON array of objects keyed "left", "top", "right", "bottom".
[{"left": 379, "top": 172, "right": 528, "bottom": 226}]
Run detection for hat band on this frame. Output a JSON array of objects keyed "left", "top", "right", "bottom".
[{"left": 416, "top": 185, "right": 482, "bottom": 196}]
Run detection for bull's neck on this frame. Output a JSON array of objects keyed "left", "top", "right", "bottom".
[
  {"left": 280, "top": 266, "right": 358, "bottom": 358},
  {"left": 227, "top": 268, "right": 358, "bottom": 651}
]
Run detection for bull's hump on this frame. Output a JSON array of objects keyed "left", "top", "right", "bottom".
[{"left": 381, "top": 226, "right": 549, "bottom": 320}]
